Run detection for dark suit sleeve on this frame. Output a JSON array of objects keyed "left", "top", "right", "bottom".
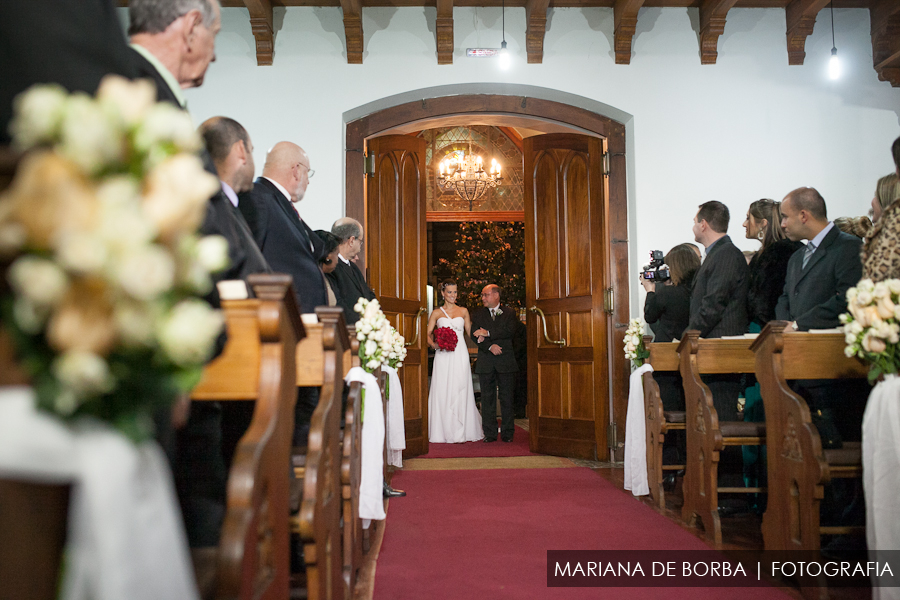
[
  {"left": 795, "top": 239, "right": 862, "bottom": 330},
  {"left": 688, "top": 248, "right": 747, "bottom": 337},
  {"left": 237, "top": 190, "right": 268, "bottom": 250},
  {"left": 775, "top": 284, "right": 791, "bottom": 321}
]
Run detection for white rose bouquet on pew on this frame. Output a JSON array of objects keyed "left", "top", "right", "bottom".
[
  {"left": 354, "top": 297, "right": 390, "bottom": 372},
  {"left": 0, "top": 76, "right": 227, "bottom": 441},
  {"left": 624, "top": 318, "right": 650, "bottom": 370},
  {"left": 840, "top": 278, "right": 900, "bottom": 382},
  {"left": 383, "top": 326, "right": 406, "bottom": 370}
]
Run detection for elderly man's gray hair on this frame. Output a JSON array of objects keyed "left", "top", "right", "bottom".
[
  {"left": 332, "top": 218, "right": 363, "bottom": 243},
  {"left": 129, "top": 0, "right": 220, "bottom": 35}
]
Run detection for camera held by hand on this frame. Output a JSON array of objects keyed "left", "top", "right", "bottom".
[{"left": 641, "top": 250, "right": 670, "bottom": 283}]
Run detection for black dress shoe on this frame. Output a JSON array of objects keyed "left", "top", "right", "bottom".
[
  {"left": 501, "top": 436, "right": 513, "bottom": 443},
  {"left": 483, "top": 437, "right": 497, "bottom": 443},
  {"left": 383, "top": 481, "right": 406, "bottom": 498}
]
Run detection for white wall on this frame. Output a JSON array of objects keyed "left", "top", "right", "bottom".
[{"left": 122, "top": 6, "right": 899, "bottom": 312}]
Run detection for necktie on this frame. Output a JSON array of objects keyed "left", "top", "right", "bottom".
[
  {"left": 802, "top": 242, "right": 816, "bottom": 269},
  {"left": 490, "top": 308, "right": 496, "bottom": 321}
]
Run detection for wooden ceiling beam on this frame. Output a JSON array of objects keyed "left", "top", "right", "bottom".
[
  {"left": 699, "top": 0, "right": 740, "bottom": 64},
  {"left": 243, "top": 0, "right": 275, "bottom": 65},
  {"left": 341, "top": 0, "right": 364, "bottom": 63},
  {"left": 613, "top": 0, "right": 646, "bottom": 64},
  {"left": 525, "top": 0, "right": 551, "bottom": 63},
  {"left": 870, "top": 0, "right": 900, "bottom": 86},
  {"left": 784, "top": 0, "right": 830, "bottom": 65},
  {"left": 436, "top": 0, "right": 454, "bottom": 64}
]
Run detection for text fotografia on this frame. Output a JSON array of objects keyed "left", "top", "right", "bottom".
[{"left": 546, "top": 550, "right": 900, "bottom": 588}]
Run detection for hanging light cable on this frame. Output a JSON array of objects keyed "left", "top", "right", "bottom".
[
  {"left": 828, "top": 0, "right": 840, "bottom": 80},
  {"left": 498, "top": 0, "right": 510, "bottom": 69}
]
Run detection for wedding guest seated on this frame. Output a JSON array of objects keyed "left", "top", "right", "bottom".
[{"left": 862, "top": 172, "right": 900, "bottom": 282}]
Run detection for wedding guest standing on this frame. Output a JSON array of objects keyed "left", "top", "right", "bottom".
[
  {"left": 862, "top": 173, "right": 900, "bottom": 282},
  {"left": 328, "top": 218, "right": 376, "bottom": 325},
  {"left": 744, "top": 199, "right": 803, "bottom": 330},
  {"left": 315, "top": 229, "right": 342, "bottom": 306},
  {"left": 642, "top": 243, "right": 699, "bottom": 344}
]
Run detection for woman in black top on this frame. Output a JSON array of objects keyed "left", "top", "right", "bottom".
[
  {"left": 642, "top": 244, "right": 700, "bottom": 343},
  {"left": 743, "top": 199, "right": 803, "bottom": 328}
]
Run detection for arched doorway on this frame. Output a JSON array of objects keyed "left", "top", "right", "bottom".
[{"left": 344, "top": 88, "right": 631, "bottom": 462}]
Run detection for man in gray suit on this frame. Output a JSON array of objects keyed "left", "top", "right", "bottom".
[{"left": 775, "top": 187, "right": 862, "bottom": 330}]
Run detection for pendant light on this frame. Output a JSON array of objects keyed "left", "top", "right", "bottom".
[
  {"left": 498, "top": 0, "right": 510, "bottom": 70},
  {"left": 828, "top": 1, "right": 840, "bottom": 80}
]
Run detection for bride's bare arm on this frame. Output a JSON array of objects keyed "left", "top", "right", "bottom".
[
  {"left": 426, "top": 309, "right": 440, "bottom": 349},
  {"left": 463, "top": 308, "right": 472, "bottom": 337}
]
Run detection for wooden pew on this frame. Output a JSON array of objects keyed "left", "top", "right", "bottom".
[
  {"left": 297, "top": 307, "right": 348, "bottom": 600},
  {"left": 678, "top": 331, "right": 765, "bottom": 544},
  {"left": 191, "top": 274, "right": 304, "bottom": 600},
  {"left": 750, "top": 322, "right": 867, "bottom": 558},
  {"left": 643, "top": 338, "right": 684, "bottom": 509}
]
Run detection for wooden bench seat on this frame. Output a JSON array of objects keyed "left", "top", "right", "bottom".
[
  {"left": 643, "top": 339, "right": 685, "bottom": 509},
  {"left": 678, "top": 331, "right": 766, "bottom": 544},
  {"left": 750, "top": 322, "right": 867, "bottom": 556}
]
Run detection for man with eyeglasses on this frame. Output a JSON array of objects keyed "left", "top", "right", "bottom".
[
  {"left": 328, "top": 217, "right": 376, "bottom": 326},
  {"left": 238, "top": 141, "right": 327, "bottom": 315}
]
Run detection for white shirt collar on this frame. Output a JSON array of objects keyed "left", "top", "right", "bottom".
[
  {"left": 262, "top": 176, "right": 292, "bottom": 203},
  {"left": 221, "top": 181, "right": 239, "bottom": 207},
  {"left": 808, "top": 221, "right": 834, "bottom": 250},
  {"left": 338, "top": 253, "right": 351, "bottom": 265},
  {"left": 129, "top": 43, "right": 187, "bottom": 109}
]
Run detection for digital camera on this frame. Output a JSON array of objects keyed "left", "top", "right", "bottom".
[{"left": 641, "top": 250, "right": 670, "bottom": 283}]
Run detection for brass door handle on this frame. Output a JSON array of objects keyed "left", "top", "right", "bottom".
[
  {"left": 404, "top": 307, "right": 427, "bottom": 347},
  {"left": 529, "top": 305, "right": 566, "bottom": 346}
]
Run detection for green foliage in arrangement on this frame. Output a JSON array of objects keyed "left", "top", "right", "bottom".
[{"left": 434, "top": 221, "right": 525, "bottom": 311}]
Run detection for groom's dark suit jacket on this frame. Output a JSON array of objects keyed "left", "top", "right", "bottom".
[
  {"left": 239, "top": 177, "right": 327, "bottom": 314},
  {"left": 327, "top": 259, "right": 376, "bottom": 325},
  {"left": 688, "top": 235, "right": 749, "bottom": 338},
  {"left": 470, "top": 305, "right": 519, "bottom": 374}
]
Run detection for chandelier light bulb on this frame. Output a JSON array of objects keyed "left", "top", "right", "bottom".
[
  {"left": 828, "top": 47, "right": 840, "bottom": 80},
  {"left": 499, "top": 40, "right": 510, "bottom": 70}
]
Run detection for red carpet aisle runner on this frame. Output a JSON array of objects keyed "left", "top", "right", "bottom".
[
  {"left": 418, "top": 425, "right": 536, "bottom": 459},
  {"left": 374, "top": 467, "right": 791, "bottom": 600}
]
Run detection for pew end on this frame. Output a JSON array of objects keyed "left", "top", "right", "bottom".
[{"left": 643, "top": 339, "right": 685, "bottom": 510}]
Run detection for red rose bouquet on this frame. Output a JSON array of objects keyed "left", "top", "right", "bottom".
[{"left": 433, "top": 327, "right": 458, "bottom": 351}]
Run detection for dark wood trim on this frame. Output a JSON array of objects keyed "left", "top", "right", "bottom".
[
  {"left": 785, "top": 0, "right": 830, "bottom": 66},
  {"left": 426, "top": 210, "right": 525, "bottom": 221},
  {"left": 497, "top": 126, "right": 524, "bottom": 152},
  {"left": 699, "top": 0, "right": 740, "bottom": 64},
  {"left": 244, "top": 0, "right": 275, "bottom": 65},
  {"left": 614, "top": 0, "right": 646, "bottom": 64},
  {"left": 436, "top": 0, "right": 454, "bottom": 64},
  {"left": 164, "top": 0, "right": 875, "bottom": 8},
  {"left": 346, "top": 92, "right": 629, "bottom": 460},
  {"left": 525, "top": 0, "right": 551, "bottom": 63},
  {"left": 341, "top": 0, "right": 364, "bottom": 63},
  {"left": 871, "top": 0, "right": 900, "bottom": 86}
]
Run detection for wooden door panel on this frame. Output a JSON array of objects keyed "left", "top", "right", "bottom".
[
  {"left": 526, "top": 133, "right": 609, "bottom": 460},
  {"left": 563, "top": 155, "right": 592, "bottom": 296},
  {"left": 366, "top": 135, "right": 428, "bottom": 458}
]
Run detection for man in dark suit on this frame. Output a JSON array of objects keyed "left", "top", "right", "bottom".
[
  {"left": 776, "top": 187, "right": 862, "bottom": 331},
  {"left": 688, "top": 201, "right": 749, "bottom": 503},
  {"left": 471, "top": 284, "right": 520, "bottom": 443},
  {"left": 776, "top": 187, "right": 864, "bottom": 449},
  {"left": 128, "top": 0, "right": 221, "bottom": 108},
  {"left": 328, "top": 217, "right": 376, "bottom": 325},
  {"left": 238, "top": 141, "right": 326, "bottom": 315},
  {"left": 0, "top": 0, "right": 138, "bottom": 143}
]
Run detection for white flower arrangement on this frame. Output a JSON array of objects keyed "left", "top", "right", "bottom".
[
  {"left": 623, "top": 318, "right": 649, "bottom": 370},
  {"left": 840, "top": 278, "right": 900, "bottom": 382},
  {"left": 0, "top": 76, "right": 227, "bottom": 441},
  {"left": 353, "top": 297, "right": 407, "bottom": 371}
]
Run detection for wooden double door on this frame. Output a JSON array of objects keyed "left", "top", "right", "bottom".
[{"left": 365, "top": 132, "right": 614, "bottom": 461}]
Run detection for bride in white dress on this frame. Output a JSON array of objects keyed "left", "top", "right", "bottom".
[{"left": 426, "top": 281, "right": 483, "bottom": 443}]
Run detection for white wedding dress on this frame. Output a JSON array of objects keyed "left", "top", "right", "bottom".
[{"left": 428, "top": 309, "right": 483, "bottom": 443}]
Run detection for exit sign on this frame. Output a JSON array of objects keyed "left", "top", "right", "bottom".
[{"left": 466, "top": 48, "right": 500, "bottom": 58}]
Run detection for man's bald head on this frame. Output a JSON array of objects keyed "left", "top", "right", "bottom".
[
  {"left": 262, "top": 141, "right": 311, "bottom": 202},
  {"left": 780, "top": 186, "right": 829, "bottom": 242}
]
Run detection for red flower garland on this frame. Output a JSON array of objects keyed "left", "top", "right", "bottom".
[{"left": 433, "top": 327, "right": 458, "bottom": 351}]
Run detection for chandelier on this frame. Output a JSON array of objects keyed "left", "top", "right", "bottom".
[{"left": 437, "top": 145, "right": 502, "bottom": 210}]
